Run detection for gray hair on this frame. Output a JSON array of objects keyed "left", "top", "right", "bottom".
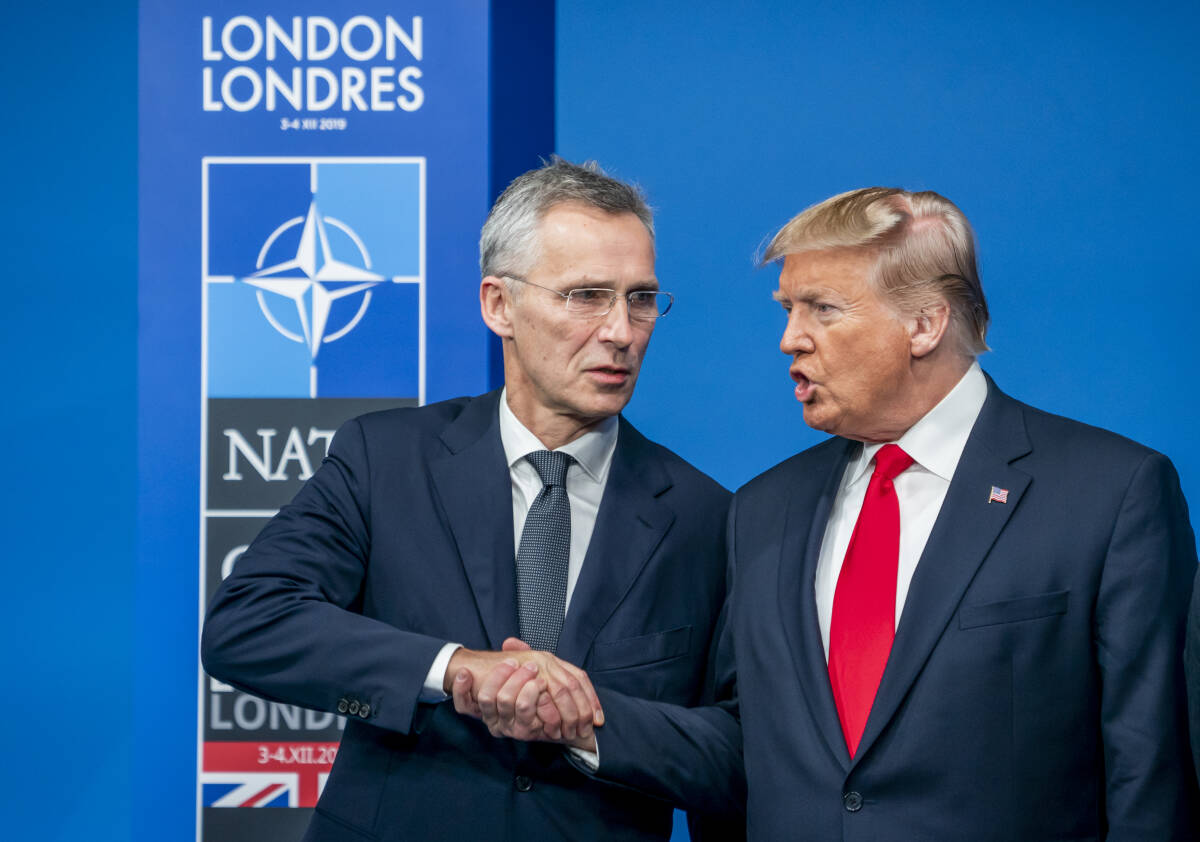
[
  {"left": 479, "top": 156, "right": 654, "bottom": 280},
  {"left": 762, "top": 187, "right": 989, "bottom": 356}
]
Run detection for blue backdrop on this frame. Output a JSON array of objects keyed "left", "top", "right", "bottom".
[
  {"left": 2, "top": 4, "right": 136, "bottom": 841},
  {"left": 4, "top": 1, "right": 1198, "bottom": 839},
  {"left": 557, "top": 1, "right": 1200, "bottom": 500}
]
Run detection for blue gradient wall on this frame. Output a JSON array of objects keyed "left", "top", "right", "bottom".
[
  {"left": 557, "top": 1, "right": 1200, "bottom": 508},
  {"left": 2, "top": 3, "right": 136, "bottom": 840}
]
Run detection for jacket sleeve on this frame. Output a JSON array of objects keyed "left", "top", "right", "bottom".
[
  {"left": 201, "top": 417, "right": 447, "bottom": 735},
  {"left": 575, "top": 499, "right": 745, "bottom": 825},
  {"left": 1096, "top": 451, "right": 1200, "bottom": 839},
  {"left": 588, "top": 632, "right": 744, "bottom": 826}
]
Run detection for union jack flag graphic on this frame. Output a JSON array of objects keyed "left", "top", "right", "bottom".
[
  {"left": 988, "top": 486, "right": 1009, "bottom": 504},
  {"left": 203, "top": 741, "right": 337, "bottom": 807},
  {"left": 202, "top": 772, "right": 298, "bottom": 808}
]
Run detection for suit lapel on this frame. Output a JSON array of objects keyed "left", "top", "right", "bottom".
[
  {"left": 777, "top": 437, "right": 857, "bottom": 771},
  {"left": 555, "top": 419, "right": 675, "bottom": 667},
  {"left": 853, "top": 381, "right": 1032, "bottom": 764},
  {"left": 429, "top": 390, "right": 519, "bottom": 649}
]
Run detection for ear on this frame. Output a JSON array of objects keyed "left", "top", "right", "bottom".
[
  {"left": 909, "top": 300, "right": 951, "bottom": 359},
  {"left": 480, "top": 275, "right": 515, "bottom": 338}
]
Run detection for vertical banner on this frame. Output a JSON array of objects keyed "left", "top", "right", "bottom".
[{"left": 138, "top": 2, "right": 552, "bottom": 839}]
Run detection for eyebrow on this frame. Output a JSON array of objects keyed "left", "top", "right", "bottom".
[
  {"left": 569, "top": 278, "right": 660, "bottom": 290},
  {"left": 775, "top": 288, "right": 834, "bottom": 305}
]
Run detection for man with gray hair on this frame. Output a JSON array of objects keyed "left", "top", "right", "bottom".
[
  {"left": 727, "top": 187, "right": 1198, "bottom": 839},
  {"left": 203, "top": 157, "right": 743, "bottom": 841}
]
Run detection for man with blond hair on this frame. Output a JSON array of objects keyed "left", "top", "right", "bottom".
[{"left": 726, "top": 187, "right": 1198, "bottom": 839}]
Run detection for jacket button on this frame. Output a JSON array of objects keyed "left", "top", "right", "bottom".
[
  {"left": 514, "top": 775, "right": 533, "bottom": 792},
  {"left": 348, "top": 700, "right": 361, "bottom": 715},
  {"left": 843, "top": 791, "right": 863, "bottom": 812},
  {"left": 336, "top": 699, "right": 349, "bottom": 714},
  {"left": 359, "top": 703, "right": 371, "bottom": 718}
]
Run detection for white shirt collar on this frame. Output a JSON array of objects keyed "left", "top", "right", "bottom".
[
  {"left": 846, "top": 361, "right": 988, "bottom": 486},
  {"left": 498, "top": 388, "right": 619, "bottom": 482}
]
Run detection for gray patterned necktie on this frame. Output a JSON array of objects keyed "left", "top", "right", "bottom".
[{"left": 515, "top": 450, "right": 574, "bottom": 651}]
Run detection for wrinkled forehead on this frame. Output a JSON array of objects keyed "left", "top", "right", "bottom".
[
  {"left": 534, "top": 203, "right": 654, "bottom": 244},
  {"left": 529, "top": 206, "right": 657, "bottom": 280},
  {"left": 538, "top": 198, "right": 655, "bottom": 241},
  {"left": 777, "top": 247, "right": 881, "bottom": 289}
]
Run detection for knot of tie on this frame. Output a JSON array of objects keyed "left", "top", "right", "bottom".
[
  {"left": 873, "top": 444, "right": 914, "bottom": 484},
  {"left": 525, "top": 450, "right": 573, "bottom": 488}
]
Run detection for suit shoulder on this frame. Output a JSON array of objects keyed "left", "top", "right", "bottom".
[
  {"left": 324, "top": 394, "right": 494, "bottom": 467},
  {"left": 736, "top": 435, "right": 849, "bottom": 500},
  {"left": 625, "top": 424, "right": 731, "bottom": 503},
  {"left": 345, "top": 394, "right": 477, "bottom": 439},
  {"left": 1015, "top": 397, "right": 1168, "bottom": 469}
]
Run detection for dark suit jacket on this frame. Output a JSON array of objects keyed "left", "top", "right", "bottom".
[
  {"left": 727, "top": 377, "right": 1198, "bottom": 841},
  {"left": 1186, "top": 566, "right": 1200, "bottom": 782},
  {"left": 202, "top": 390, "right": 743, "bottom": 841}
]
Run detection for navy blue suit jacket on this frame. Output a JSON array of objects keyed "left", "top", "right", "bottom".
[
  {"left": 727, "top": 377, "right": 1198, "bottom": 841},
  {"left": 202, "top": 391, "right": 743, "bottom": 841},
  {"left": 1186, "top": 566, "right": 1200, "bottom": 781}
]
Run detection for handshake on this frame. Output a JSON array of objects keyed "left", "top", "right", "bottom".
[{"left": 443, "top": 637, "right": 604, "bottom": 752}]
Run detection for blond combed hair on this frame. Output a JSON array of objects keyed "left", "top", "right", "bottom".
[{"left": 762, "top": 187, "right": 990, "bottom": 356}]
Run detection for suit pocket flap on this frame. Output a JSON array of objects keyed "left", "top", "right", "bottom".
[
  {"left": 959, "top": 590, "right": 1069, "bottom": 629},
  {"left": 589, "top": 625, "right": 692, "bottom": 671}
]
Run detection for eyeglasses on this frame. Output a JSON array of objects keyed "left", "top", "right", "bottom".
[{"left": 503, "top": 276, "right": 674, "bottom": 321}]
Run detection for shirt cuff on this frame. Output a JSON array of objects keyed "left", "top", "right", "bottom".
[
  {"left": 567, "top": 737, "right": 600, "bottom": 771},
  {"left": 419, "top": 642, "right": 463, "bottom": 703}
]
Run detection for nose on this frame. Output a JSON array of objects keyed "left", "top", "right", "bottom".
[
  {"left": 597, "top": 295, "right": 636, "bottom": 347},
  {"left": 780, "top": 311, "right": 813, "bottom": 356}
]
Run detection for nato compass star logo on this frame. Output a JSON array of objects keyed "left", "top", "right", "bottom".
[
  {"left": 245, "top": 198, "right": 383, "bottom": 394},
  {"left": 204, "top": 157, "right": 425, "bottom": 400}
]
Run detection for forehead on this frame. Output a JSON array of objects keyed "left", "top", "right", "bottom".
[
  {"left": 777, "top": 248, "right": 878, "bottom": 295},
  {"left": 533, "top": 203, "right": 655, "bottom": 278}
]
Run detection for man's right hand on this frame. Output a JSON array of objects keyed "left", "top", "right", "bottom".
[{"left": 445, "top": 638, "right": 603, "bottom": 745}]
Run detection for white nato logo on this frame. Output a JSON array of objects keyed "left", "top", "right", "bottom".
[
  {"left": 246, "top": 199, "right": 383, "bottom": 360},
  {"left": 203, "top": 156, "right": 426, "bottom": 400}
]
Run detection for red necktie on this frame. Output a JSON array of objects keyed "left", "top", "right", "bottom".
[{"left": 828, "top": 443, "right": 914, "bottom": 758}]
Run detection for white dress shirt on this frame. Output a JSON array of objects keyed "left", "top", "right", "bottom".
[
  {"left": 499, "top": 390, "right": 619, "bottom": 606},
  {"left": 814, "top": 363, "right": 988, "bottom": 659},
  {"left": 421, "top": 389, "right": 618, "bottom": 696}
]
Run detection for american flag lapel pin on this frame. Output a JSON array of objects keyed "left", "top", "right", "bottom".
[{"left": 988, "top": 486, "right": 1009, "bottom": 504}]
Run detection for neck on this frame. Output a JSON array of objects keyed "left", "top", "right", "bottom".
[
  {"left": 857, "top": 354, "right": 974, "bottom": 444},
  {"left": 503, "top": 391, "right": 608, "bottom": 451},
  {"left": 903, "top": 353, "right": 975, "bottom": 433},
  {"left": 916, "top": 350, "right": 973, "bottom": 406}
]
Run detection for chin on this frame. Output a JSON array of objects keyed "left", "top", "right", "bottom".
[
  {"left": 582, "top": 395, "right": 632, "bottom": 419},
  {"left": 589, "top": 399, "right": 630, "bottom": 418},
  {"left": 801, "top": 404, "right": 829, "bottom": 430},
  {"left": 805, "top": 414, "right": 847, "bottom": 438},
  {"left": 590, "top": 383, "right": 635, "bottom": 405}
]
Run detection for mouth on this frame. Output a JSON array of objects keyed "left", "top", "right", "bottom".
[
  {"left": 587, "top": 365, "right": 632, "bottom": 386},
  {"left": 790, "top": 369, "right": 817, "bottom": 402}
]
